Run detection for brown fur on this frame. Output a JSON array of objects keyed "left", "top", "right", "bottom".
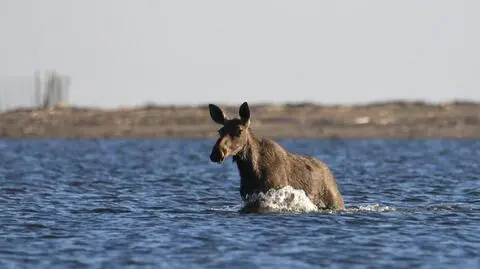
[{"left": 209, "top": 102, "right": 345, "bottom": 210}]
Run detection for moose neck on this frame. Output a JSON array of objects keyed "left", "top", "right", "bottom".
[{"left": 233, "top": 131, "right": 261, "bottom": 178}]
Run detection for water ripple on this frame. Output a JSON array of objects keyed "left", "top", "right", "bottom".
[{"left": 0, "top": 139, "right": 478, "bottom": 269}]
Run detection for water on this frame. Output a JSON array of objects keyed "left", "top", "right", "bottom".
[{"left": 0, "top": 139, "right": 478, "bottom": 269}]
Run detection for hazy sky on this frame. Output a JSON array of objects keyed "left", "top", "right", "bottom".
[{"left": 1, "top": 0, "right": 479, "bottom": 108}]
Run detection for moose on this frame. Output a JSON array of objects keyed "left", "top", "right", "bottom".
[{"left": 208, "top": 102, "right": 345, "bottom": 210}]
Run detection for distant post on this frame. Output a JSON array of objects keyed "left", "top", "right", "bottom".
[{"left": 37, "top": 70, "right": 71, "bottom": 109}]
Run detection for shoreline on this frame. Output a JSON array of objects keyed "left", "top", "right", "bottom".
[{"left": 1, "top": 100, "right": 479, "bottom": 139}]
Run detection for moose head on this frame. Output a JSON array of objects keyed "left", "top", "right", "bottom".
[{"left": 208, "top": 102, "right": 251, "bottom": 163}]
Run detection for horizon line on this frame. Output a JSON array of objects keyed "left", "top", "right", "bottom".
[{"left": 2, "top": 97, "right": 480, "bottom": 113}]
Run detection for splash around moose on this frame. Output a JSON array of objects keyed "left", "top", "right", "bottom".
[{"left": 208, "top": 102, "right": 345, "bottom": 211}]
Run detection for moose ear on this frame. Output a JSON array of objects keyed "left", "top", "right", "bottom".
[
  {"left": 209, "top": 104, "right": 227, "bottom": 125},
  {"left": 239, "top": 102, "right": 250, "bottom": 124}
]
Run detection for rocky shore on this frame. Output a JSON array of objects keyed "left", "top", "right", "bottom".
[{"left": 0, "top": 101, "right": 479, "bottom": 139}]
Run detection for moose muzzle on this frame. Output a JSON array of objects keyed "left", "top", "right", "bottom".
[{"left": 210, "top": 139, "right": 228, "bottom": 163}]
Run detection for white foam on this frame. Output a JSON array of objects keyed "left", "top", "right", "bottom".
[
  {"left": 208, "top": 204, "right": 243, "bottom": 213},
  {"left": 214, "top": 186, "right": 397, "bottom": 214},
  {"left": 243, "top": 186, "right": 319, "bottom": 213},
  {"left": 347, "top": 203, "right": 396, "bottom": 212}
]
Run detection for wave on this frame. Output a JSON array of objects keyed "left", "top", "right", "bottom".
[
  {"left": 235, "top": 186, "right": 397, "bottom": 214},
  {"left": 241, "top": 186, "right": 319, "bottom": 213},
  {"left": 344, "top": 204, "right": 397, "bottom": 213}
]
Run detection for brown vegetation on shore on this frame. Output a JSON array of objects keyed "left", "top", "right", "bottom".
[{"left": 0, "top": 101, "right": 479, "bottom": 139}]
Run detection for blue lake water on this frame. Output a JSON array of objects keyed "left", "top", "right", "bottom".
[{"left": 0, "top": 139, "right": 479, "bottom": 269}]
